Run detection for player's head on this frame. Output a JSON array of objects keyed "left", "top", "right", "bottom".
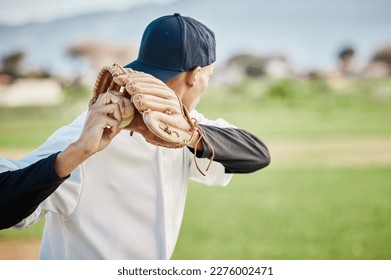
[
  {"left": 125, "top": 13, "right": 216, "bottom": 111},
  {"left": 125, "top": 13, "right": 216, "bottom": 82}
]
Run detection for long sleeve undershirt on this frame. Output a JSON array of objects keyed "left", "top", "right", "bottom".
[
  {"left": 0, "top": 152, "right": 68, "bottom": 230},
  {"left": 189, "top": 124, "right": 271, "bottom": 173}
]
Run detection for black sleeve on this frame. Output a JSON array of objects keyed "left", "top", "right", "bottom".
[
  {"left": 0, "top": 152, "right": 68, "bottom": 230},
  {"left": 188, "top": 124, "right": 271, "bottom": 174}
]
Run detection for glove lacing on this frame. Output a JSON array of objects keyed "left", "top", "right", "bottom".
[{"left": 183, "top": 106, "right": 215, "bottom": 176}]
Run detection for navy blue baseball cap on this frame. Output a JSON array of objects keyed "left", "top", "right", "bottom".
[{"left": 124, "top": 13, "right": 216, "bottom": 82}]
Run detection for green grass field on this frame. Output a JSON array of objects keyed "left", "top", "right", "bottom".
[
  {"left": 172, "top": 167, "right": 391, "bottom": 259},
  {"left": 1, "top": 77, "right": 391, "bottom": 259}
]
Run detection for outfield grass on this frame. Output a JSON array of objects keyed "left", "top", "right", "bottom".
[
  {"left": 172, "top": 167, "right": 391, "bottom": 259},
  {"left": 1, "top": 77, "right": 390, "bottom": 259}
]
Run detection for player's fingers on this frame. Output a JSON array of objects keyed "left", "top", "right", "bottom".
[
  {"left": 95, "top": 91, "right": 126, "bottom": 113},
  {"left": 103, "top": 114, "right": 121, "bottom": 134},
  {"left": 107, "top": 103, "right": 123, "bottom": 125},
  {"left": 106, "top": 90, "right": 126, "bottom": 114},
  {"left": 109, "top": 90, "right": 133, "bottom": 113},
  {"left": 105, "top": 114, "right": 120, "bottom": 129},
  {"left": 92, "top": 103, "right": 121, "bottom": 125}
]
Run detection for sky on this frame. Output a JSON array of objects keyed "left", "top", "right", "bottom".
[
  {"left": 0, "top": 0, "right": 177, "bottom": 25},
  {"left": 0, "top": 0, "right": 390, "bottom": 74}
]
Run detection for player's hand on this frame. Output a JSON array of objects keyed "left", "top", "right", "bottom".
[
  {"left": 77, "top": 90, "right": 132, "bottom": 155},
  {"left": 54, "top": 91, "right": 132, "bottom": 178}
]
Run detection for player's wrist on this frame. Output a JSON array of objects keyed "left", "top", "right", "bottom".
[
  {"left": 54, "top": 141, "right": 95, "bottom": 178},
  {"left": 72, "top": 138, "right": 96, "bottom": 157}
]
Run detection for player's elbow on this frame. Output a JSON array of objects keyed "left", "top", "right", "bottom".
[
  {"left": 228, "top": 146, "right": 271, "bottom": 174},
  {"left": 260, "top": 152, "right": 271, "bottom": 169},
  {"left": 253, "top": 146, "right": 271, "bottom": 171},
  {"left": 244, "top": 133, "right": 271, "bottom": 172}
]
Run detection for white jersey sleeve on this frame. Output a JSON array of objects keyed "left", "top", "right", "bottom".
[{"left": 13, "top": 111, "right": 88, "bottom": 228}]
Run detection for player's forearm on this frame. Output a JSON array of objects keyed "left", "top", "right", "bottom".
[
  {"left": 0, "top": 153, "right": 67, "bottom": 229},
  {"left": 193, "top": 125, "right": 271, "bottom": 173},
  {"left": 54, "top": 141, "right": 93, "bottom": 178}
]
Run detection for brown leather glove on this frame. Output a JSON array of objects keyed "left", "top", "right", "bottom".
[{"left": 91, "top": 63, "right": 199, "bottom": 149}]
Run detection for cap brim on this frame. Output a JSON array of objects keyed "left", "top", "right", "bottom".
[{"left": 124, "top": 60, "right": 182, "bottom": 82}]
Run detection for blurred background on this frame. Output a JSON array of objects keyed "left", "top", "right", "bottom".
[{"left": 0, "top": 0, "right": 391, "bottom": 259}]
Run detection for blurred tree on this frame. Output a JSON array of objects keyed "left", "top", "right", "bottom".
[
  {"left": 228, "top": 53, "right": 267, "bottom": 78},
  {"left": 372, "top": 44, "right": 391, "bottom": 68},
  {"left": 67, "top": 40, "right": 137, "bottom": 72},
  {"left": 0, "top": 50, "right": 26, "bottom": 79},
  {"left": 26, "top": 69, "right": 52, "bottom": 79},
  {"left": 227, "top": 53, "right": 292, "bottom": 79},
  {"left": 361, "top": 44, "right": 391, "bottom": 79}
]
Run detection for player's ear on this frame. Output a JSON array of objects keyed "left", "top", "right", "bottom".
[{"left": 186, "top": 66, "right": 201, "bottom": 87}]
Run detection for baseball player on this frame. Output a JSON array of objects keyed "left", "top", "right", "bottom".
[{"left": 7, "top": 13, "right": 270, "bottom": 259}]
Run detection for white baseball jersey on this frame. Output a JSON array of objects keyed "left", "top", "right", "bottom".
[{"left": 13, "top": 110, "right": 233, "bottom": 259}]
